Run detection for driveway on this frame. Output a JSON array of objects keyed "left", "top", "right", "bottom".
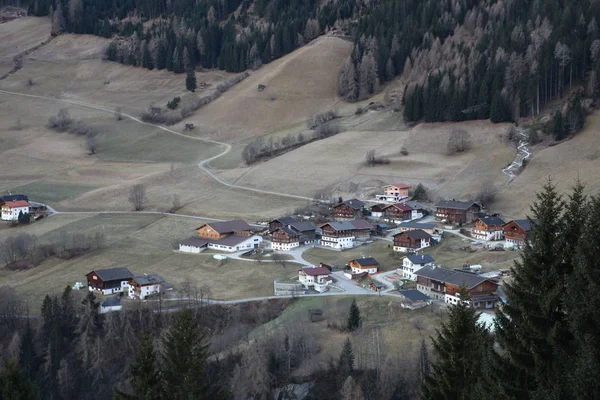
[{"left": 330, "top": 271, "right": 374, "bottom": 295}]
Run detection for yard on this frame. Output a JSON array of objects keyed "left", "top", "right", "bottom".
[{"left": 301, "top": 239, "right": 402, "bottom": 271}]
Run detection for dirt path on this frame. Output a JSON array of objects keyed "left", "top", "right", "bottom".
[
  {"left": 502, "top": 127, "right": 531, "bottom": 182},
  {"left": 0, "top": 89, "right": 315, "bottom": 203}
]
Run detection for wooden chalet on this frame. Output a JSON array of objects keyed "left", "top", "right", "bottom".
[
  {"left": 319, "top": 221, "right": 356, "bottom": 249},
  {"left": 349, "top": 219, "right": 373, "bottom": 238},
  {"left": 349, "top": 257, "right": 379, "bottom": 274},
  {"left": 86, "top": 267, "right": 134, "bottom": 295},
  {"left": 393, "top": 230, "right": 432, "bottom": 252},
  {"left": 196, "top": 220, "right": 253, "bottom": 239},
  {"left": 269, "top": 217, "right": 298, "bottom": 232},
  {"left": 269, "top": 217, "right": 316, "bottom": 248},
  {"left": 503, "top": 219, "right": 539, "bottom": 247},
  {"left": 333, "top": 199, "right": 365, "bottom": 220},
  {"left": 383, "top": 203, "right": 413, "bottom": 222},
  {"left": 471, "top": 216, "right": 506, "bottom": 241},
  {"left": 434, "top": 200, "right": 482, "bottom": 224},
  {"left": 271, "top": 226, "right": 301, "bottom": 250}
]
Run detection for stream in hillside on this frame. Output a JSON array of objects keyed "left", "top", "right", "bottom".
[{"left": 502, "top": 127, "right": 532, "bottom": 182}]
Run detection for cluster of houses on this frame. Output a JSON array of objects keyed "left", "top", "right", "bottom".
[{"left": 85, "top": 267, "right": 172, "bottom": 312}]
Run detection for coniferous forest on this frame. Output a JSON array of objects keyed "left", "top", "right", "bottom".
[{"left": 19, "top": 0, "right": 600, "bottom": 125}]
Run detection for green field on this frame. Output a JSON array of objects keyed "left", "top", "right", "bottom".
[{"left": 12, "top": 181, "right": 100, "bottom": 203}]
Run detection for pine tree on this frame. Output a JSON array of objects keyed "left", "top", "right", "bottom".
[
  {"left": 338, "top": 338, "right": 354, "bottom": 379},
  {"left": 186, "top": 69, "right": 197, "bottom": 92},
  {"left": 51, "top": 1, "right": 66, "bottom": 36},
  {"left": 418, "top": 339, "right": 429, "bottom": 385},
  {"left": 114, "top": 334, "right": 163, "bottom": 400},
  {"left": 490, "top": 92, "right": 511, "bottom": 123},
  {"left": 412, "top": 183, "right": 427, "bottom": 201},
  {"left": 162, "top": 308, "right": 225, "bottom": 399},
  {"left": 553, "top": 110, "right": 566, "bottom": 140},
  {"left": 346, "top": 299, "right": 361, "bottom": 331},
  {"left": 494, "top": 180, "right": 566, "bottom": 399},
  {"left": 142, "top": 44, "right": 154, "bottom": 70},
  {"left": 0, "top": 359, "right": 40, "bottom": 400},
  {"left": 19, "top": 321, "right": 37, "bottom": 381},
  {"left": 421, "top": 290, "right": 488, "bottom": 400}
]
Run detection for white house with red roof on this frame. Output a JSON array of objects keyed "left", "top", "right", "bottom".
[
  {"left": 298, "top": 266, "right": 332, "bottom": 292},
  {"left": 1, "top": 200, "right": 30, "bottom": 221}
]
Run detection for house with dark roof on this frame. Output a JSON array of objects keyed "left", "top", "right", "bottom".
[
  {"left": 348, "top": 219, "right": 373, "bottom": 238},
  {"left": 196, "top": 220, "right": 253, "bottom": 239},
  {"left": 415, "top": 266, "right": 499, "bottom": 308},
  {"left": 269, "top": 217, "right": 317, "bottom": 250},
  {"left": 434, "top": 200, "right": 482, "bottom": 224},
  {"left": 333, "top": 199, "right": 366, "bottom": 220},
  {"left": 319, "top": 221, "right": 357, "bottom": 249},
  {"left": 369, "top": 203, "right": 387, "bottom": 218},
  {"left": 503, "top": 219, "right": 539, "bottom": 247},
  {"left": 298, "top": 266, "right": 332, "bottom": 292},
  {"left": 128, "top": 274, "right": 171, "bottom": 300},
  {"left": 349, "top": 257, "right": 379, "bottom": 274},
  {"left": 472, "top": 216, "right": 506, "bottom": 241},
  {"left": 181, "top": 219, "right": 262, "bottom": 253},
  {"left": 271, "top": 226, "right": 301, "bottom": 251},
  {"left": 398, "top": 289, "right": 431, "bottom": 309},
  {"left": 382, "top": 203, "right": 414, "bottom": 222},
  {"left": 393, "top": 230, "right": 433, "bottom": 253},
  {"left": 397, "top": 221, "right": 437, "bottom": 236},
  {"left": 269, "top": 217, "right": 298, "bottom": 232},
  {"left": 0, "top": 194, "right": 29, "bottom": 205},
  {"left": 399, "top": 254, "right": 435, "bottom": 280},
  {"left": 100, "top": 296, "right": 122, "bottom": 313},
  {"left": 86, "top": 267, "right": 135, "bottom": 295}
]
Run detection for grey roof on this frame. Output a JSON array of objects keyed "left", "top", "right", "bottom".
[
  {"left": 101, "top": 296, "right": 121, "bottom": 307},
  {"left": 435, "top": 200, "right": 481, "bottom": 210},
  {"left": 89, "top": 267, "right": 134, "bottom": 282},
  {"left": 406, "top": 254, "right": 435, "bottom": 265},
  {"left": 273, "top": 217, "right": 298, "bottom": 226},
  {"left": 344, "top": 199, "right": 366, "bottom": 210},
  {"left": 403, "top": 201, "right": 426, "bottom": 210},
  {"left": 353, "top": 257, "right": 379, "bottom": 266},
  {"left": 290, "top": 221, "right": 316, "bottom": 232},
  {"left": 349, "top": 219, "right": 373, "bottom": 230},
  {"left": 511, "top": 219, "right": 539, "bottom": 231},
  {"left": 276, "top": 226, "right": 299, "bottom": 236},
  {"left": 479, "top": 216, "right": 506, "bottom": 226},
  {"left": 400, "top": 289, "right": 430, "bottom": 302},
  {"left": 323, "top": 221, "right": 356, "bottom": 231},
  {"left": 213, "top": 234, "right": 255, "bottom": 247},
  {"left": 1, "top": 194, "right": 29, "bottom": 202},
  {"left": 199, "top": 220, "right": 252, "bottom": 234},
  {"left": 403, "top": 229, "right": 432, "bottom": 240},
  {"left": 416, "top": 266, "right": 495, "bottom": 290},
  {"left": 132, "top": 274, "right": 167, "bottom": 286},
  {"left": 180, "top": 237, "right": 210, "bottom": 248},
  {"left": 398, "top": 221, "right": 436, "bottom": 230}
]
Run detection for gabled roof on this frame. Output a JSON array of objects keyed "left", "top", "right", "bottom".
[
  {"left": 384, "top": 203, "right": 413, "bottom": 212},
  {"left": 2, "top": 200, "right": 30, "bottom": 208},
  {"left": 352, "top": 257, "right": 379, "bottom": 266},
  {"left": 275, "top": 226, "right": 299, "bottom": 236},
  {"left": 88, "top": 267, "right": 134, "bottom": 282},
  {"left": 398, "top": 221, "right": 436, "bottom": 230},
  {"left": 180, "top": 237, "right": 210, "bottom": 247},
  {"left": 197, "top": 220, "right": 252, "bottom": 233},
  {"left": 290, "top": 221, "right": 316, "bottom": 232},
  {"left": 101, "top": 296, "right": 121, "bottom": 307},
  {"left": 349, "top": 219, "right": 373, "bottom": 230},
  {"left": 301, "top": 267, "right": 331, "bottom": 276},
  {"left": 395, "top": 229, "right": 432, "bottom": 240},
  {"left": 272, "top": 217, "right": 298, "bottom": 226},
  {"left": 509, "top": 219, "right": 540, "bottom": 232},
  {"left": 435, "top": 200, "right": 481, "bottom": 210},
  {"left": 385, "top": 184, "right": 411, "bottom": 189},
  {"left": 370, "top": 204, "right": 387, "bottom": 212},
  {"left": 406, "top": 254, "right": 435, "bottom": 265},
  {"left": 335, "top": 199, "right": 365, "bottom": 210},
  {"left": 400, "top": 289, "right": 430, "bottom": 302},
  {"left": 213, "top": 234, "right": 256, "bottom": 247},
  {"left": 320, "top": 221, "right": 356, "bottom": 231},
  {"left": 479, "top": 216, "right": 506, "bottom": 226},
  {"left": 403, "top": 201, "right": 426, "bottom": 210},
  {"left": 131, "top": 274, "right": 167, "bottom": 286},
  {"left": 415, "top": 266, "right": 497, "bottom": 290},
  {"left": 0, "top": 194, "right": 29, "bottom": 202}
]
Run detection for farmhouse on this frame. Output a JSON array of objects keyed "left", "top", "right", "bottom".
[
  {"left": 180, "top": 219, "right": 262, "bottom": 253},
  {"left": 434, "top": 200, "right": 482, "bottom": 224},
  {"left": 269, "top": 217, "right": 316, "bottom": 250},
  {"left": 471, "top": 216, "right": 506, "bottom": 241},
  {"left": 333, "top": 199, "right": 365, "bottom": 220},
  {"left": 1, "top": 200, "right": 30, "bottom": 221},
  {"left": 0, "top": 194, "right": 29, "bottom": 205},
  {"left": 503, "top": 219, "right": 539, "bottom": 247},
  {"left": 383, "top": 203, "right": 414, "bottom": 222},
  {"left": 349, "top": 219, "right": 373, "bottom": 238},
  {"left": 403, "top": 201, "right": 427, "bottom": 218},
  {"left": 376, "top": 184, "right": 410, "bottom": 202},
  {"left": 399, "top": 254, "right": 435, "bottom": 281},
  {"left": 398, "top": 290, "right": 431, "bottom": 309},
  {"left": 415, "top": 266, "right": 499, "bottom": 308},
  {"left": 397, "top": 221, "right": 437, "bottom": 236},
  {"left": 369, "top": 204, "right": 387, "bottom": 219},
  {"left": 298, "top": 266, "right": 332, "bottom": 292},
  {"left": 86, "top": 267, "right": 134, "bottom": 295},
  {"left": 271, "top": 226, "right": 300, "bottom": 250},
  {"left": 393, "top": 230, "right": 432, "bottom": 253},
  {"left": 128, "top": 274, "right": 171, "bottom": 300},
  {"left": 319, "top": 221, "right": 356, "bottom": 249},
  {"left": 349, "top": 257, "right": 379, "bottom": 274}
]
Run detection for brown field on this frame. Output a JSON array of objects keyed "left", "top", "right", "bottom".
[{"left": 302, "top": 240, "right": 402, "bottom": 270}]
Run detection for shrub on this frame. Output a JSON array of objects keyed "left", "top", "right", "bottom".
[
  {"left": 365, "top": 150, "right": 390, "bottom": 166},
  {"left": 447, "top": 129, "right": 472, "bottom": 154},
  {"left": 47, "top": 109, "right": 73, "bottom": 131},
  {"left": 167, "top": 96, "right": 181, "bottom": 110},
  {"left": 400, "top": 147, "right": 409, "bottom": 156},
  {"left": 307, "top": 109, "right": 339, "bottom": 129}
]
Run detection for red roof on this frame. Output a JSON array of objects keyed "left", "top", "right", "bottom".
[
  {"left": 3, "top": 200, "right": 30, "bottom": 208},
  {"left": 385, "top": 203, "right": 413, "bottom": 212},
  {"left": 301, "top": 267, "right": 331, "bottom": 276},
  {"left": 385, "top": 184, "right": 411, "bottom": 189}
]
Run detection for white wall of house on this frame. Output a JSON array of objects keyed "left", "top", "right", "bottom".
[
  {"left": 394, "top": 239, "right": 430, "bottom": 253},
  {"left": 208, "top": 235, "right": 262, "bottom": 253},
  {"left": 416, "top": 283, "right": 445, "bottom": 301},
  {"left": 129, "top": 284, "right": 161, "bottom": 299},
  {"left": 410, "top": 210, "right": 424, "bottom": 220},
  {"left": 398, "top": 259, "right": 432, "bottom": 280},
  {"left": 299, "top": 273, "right": 330, "bottom": 288},
  {"left": 271, "top": 241, "right": 300, "bottom": 251},
  {"left": 179, "top": 244, "right": 206, "bottom": 253},
  {"left": 319, "top": 236, "right": 354, "bottom": 249},
  {"left": 375, "top": 194, "right": 408, "bottom": 203},
  {"left": 89, "top": 280, "right": 129, "bottom": 295},
  {"left": 471, "top": 229, "right": 504, "bottom": 241},
  {"left": 100, "top": 305, "right": 122, "bottom": 314},
  {"left": 1, "top": 205, "right": 30, "bottom": 221},
  {"left": 351, "top": 266, "right": 378, "bottom": 274}
]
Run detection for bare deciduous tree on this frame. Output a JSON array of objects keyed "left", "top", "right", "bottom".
[
  {"left": 447, "top": 129, "right": 472, "bottom": 154},
  {"left": 48, "top": 108, "right": 73, "bottom": 131},
  {"left": 115, "top": 107, "right": 123, "bottom": 121},
  {"left": 271, "top": 253, "right": 288, "bottom": 268},
  {"left": 477, "top": 182, "right": 498, "bottom": 207},
  {"left": 128, "top": 184, "right": 146, "bottom": 211},
  {"left": 86, "top": 132, "right": 97, "bottom": 155}
]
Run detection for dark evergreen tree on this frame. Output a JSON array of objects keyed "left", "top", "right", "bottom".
[
  {"left": 421, "top": 290, "right": 488, "bottom": 400},
  {"left": 412, "top": 183, "right": 427, "bottom": 201},
  {"left": 142, "top": 45, "right": 154, "bottom": 70},
  {"left": 346, "top": 299, "right": 361, "bottom": 331},
  {"left": 338, "top": 337, "right": 354, "bottom": 379},
  {"left": 0, "top": 359, "right": 40, "bottom": 400},
  {"left": 114, "top": 334, "right": 163, "bottom": 400},
  {"left": 186, "top": 69, "right": 197, "bottom": 92},
  {"left": 553, "top": 110, "right": 566, "bottom": 140},
  {"left": 490, "top": 93, "right": 511, "bottom": 123},
  {"left": 418, "top": 339, "right": 429, "bottom": 386},
  {"left": 19, "top": 321, "right": 38, "bottom": 381}
]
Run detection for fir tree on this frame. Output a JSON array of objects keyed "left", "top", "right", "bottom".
[
  {"left": 412, "top": 183, "right": 428, "bottom": 201},
  {"left": 553, "top": 110, "right": 566, "bottom": 140},
  {"left": 421, "top": 290, "right": 488, "bottom": 400},
  {"left": 338, "top": 338, "right": 354, "bottom": 379},
  {"left": 346, "top": 299, "right": 361, "bottom": 331},
  {"left": 114, "top": 334, "right": 163, "bottom": 400},
  {"left": 490, "top": 92, "right": 511, "bottom": 123},
  {"left": 142, "top": 43, "right": 154, "bottom": 70},
  {"left": 19, "top": 321, "right": 38, "bottom": 381},
  {"left": 0, "top": 359, "right": 40, "bottom": 400},
  {"left": 186, "top": 69, "right": 197, "bottom": 92},
  {"left": 418, "top": 339, "right": 429, "bottom": 385}
]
